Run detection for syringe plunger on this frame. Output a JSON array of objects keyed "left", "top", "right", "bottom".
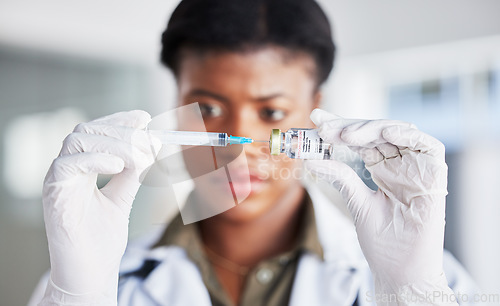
[{"left": 147, "top": 130, "right": 253, "bottom": 147}]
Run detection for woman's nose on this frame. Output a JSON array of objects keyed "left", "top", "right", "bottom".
[
  {"left": 225, "top": 110, "right": 269, "bottom": 156},
  {"left": 226, "top": 109, "right": 261, "bottom": 139}
]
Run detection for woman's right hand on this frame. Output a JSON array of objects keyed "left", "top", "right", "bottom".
[{"left": 40, "top": 110, "right": 161, "bottom": 305}]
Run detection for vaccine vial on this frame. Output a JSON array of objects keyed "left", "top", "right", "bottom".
[{"left": 269, "top": 128, "right": 333, "bottom": 160}]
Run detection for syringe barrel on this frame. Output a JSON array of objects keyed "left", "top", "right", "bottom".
[{"left": 147, "top": 130, "right": 228, "bottom": 146}]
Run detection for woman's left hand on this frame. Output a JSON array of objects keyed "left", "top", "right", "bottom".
[{"left": 306, "top": 109, "right": 457, "bottom": 305}]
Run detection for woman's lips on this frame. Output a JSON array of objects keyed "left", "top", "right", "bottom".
[
  {"left": 231, "top": 174, "right": 265, "bottom": 195},
  {"left": 210, "top": 170, "right": 267, "bottom": 198}
]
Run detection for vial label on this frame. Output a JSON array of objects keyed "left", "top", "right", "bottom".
[{"left": 296, "top": 129, "right": 325, "bottom": 159}]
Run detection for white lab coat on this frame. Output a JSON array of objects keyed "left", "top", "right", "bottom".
[{"left": 29, "top": 184, "right": 478, "bottom": 305}]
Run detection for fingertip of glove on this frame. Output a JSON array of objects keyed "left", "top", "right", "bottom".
[
  {"left": 338, "top": 128, "right": 361, "bottom": 146},
  {"left": 310, "top": 108, "right": 324, "bottom": 125},
  {"left": 381, "top": 125, "right": 402, "bottom": 141},
  {"left": 108, "top": 155, "right": 126, "bottom": 172},
  {"left": 310, "top": 109, "right": 341, "bottom": 126},
  {"left": 89, "top": 153, "right": 126, "bottom": 174},
  {"left": 147, "top": 134, "right": 163, "bottom": 156},
  {"left": 129, "top": 110, "right": 152, "bottom": 129}
]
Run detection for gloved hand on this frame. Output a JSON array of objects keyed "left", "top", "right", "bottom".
[
  {"left": 306, "top": 109, "right": 457, "bottom": 305},
  {"left": 40, "top": 110, "right": 161, "bottom": 305}
]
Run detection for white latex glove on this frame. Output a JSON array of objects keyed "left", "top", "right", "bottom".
[
  {"left": 40, "top": 110, "right": 161, "bottom": 305},
  {"left": 306, "top": 109, "right": 457, "bottom": 305}
]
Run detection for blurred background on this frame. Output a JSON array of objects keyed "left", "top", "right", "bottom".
[{"left": 1, "top": 0, "right": 499, "bottom": 304}]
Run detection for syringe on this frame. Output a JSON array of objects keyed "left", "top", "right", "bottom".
[{"left": 147, "top": 130, "right": 254, "bottom": 146}]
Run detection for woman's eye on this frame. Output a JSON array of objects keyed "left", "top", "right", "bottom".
[
  {"left": 259, "top": 108, "right": 286, "bottom": 122},
  {"left": 199, "top": 103, "right": 223, "bottom": 118}
]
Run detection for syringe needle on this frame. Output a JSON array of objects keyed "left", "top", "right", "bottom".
[{"left": 253, "top": 140, "right": 269, "bottom": 143}]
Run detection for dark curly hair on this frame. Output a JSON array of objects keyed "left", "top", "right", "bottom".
[{"left": 160, "top": 0, "right": 336, "bottom": 87}]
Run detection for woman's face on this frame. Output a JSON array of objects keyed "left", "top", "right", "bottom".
[{"left": 176, "top": 47, "right": 320, "bottom": 223}]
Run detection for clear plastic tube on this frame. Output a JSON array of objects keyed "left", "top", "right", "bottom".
[{"left": 147, "top": 130, "right": 253, "bottom": 146}]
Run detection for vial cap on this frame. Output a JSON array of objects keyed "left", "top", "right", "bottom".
[{"left": 270, "top": 129, "right": 281, "bottom": 155}]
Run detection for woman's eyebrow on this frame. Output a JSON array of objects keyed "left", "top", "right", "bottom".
[
  {"left": 188, "top": 89, "right": 287, "bottom": 103},
  {"left": 254, "top": 93, "right": 286, "bottom": 102},
  {"left": 188, "top": 89, "right": 230, "bottom": 103}
]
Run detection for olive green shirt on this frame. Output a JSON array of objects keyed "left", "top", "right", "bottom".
[{"left": 153, "top": 192, "right": 324, "bottom": 306}]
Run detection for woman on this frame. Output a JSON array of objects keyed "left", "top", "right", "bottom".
[{"left": 31, "top": 0, "right": 477, "bottom": 305}]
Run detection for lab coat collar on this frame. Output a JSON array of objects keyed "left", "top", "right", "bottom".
[
  {"left": 142, "top": 247, "right": 212, "bottom": 305},
  {"left": 304, "top": 182, "right": 366, "bottom": 269},
  {"left": 119, "top": 183, "right": 368, "bottom": 305},
  {"left": 121, "top": 183, "right": 366, "bottom": 270}
]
